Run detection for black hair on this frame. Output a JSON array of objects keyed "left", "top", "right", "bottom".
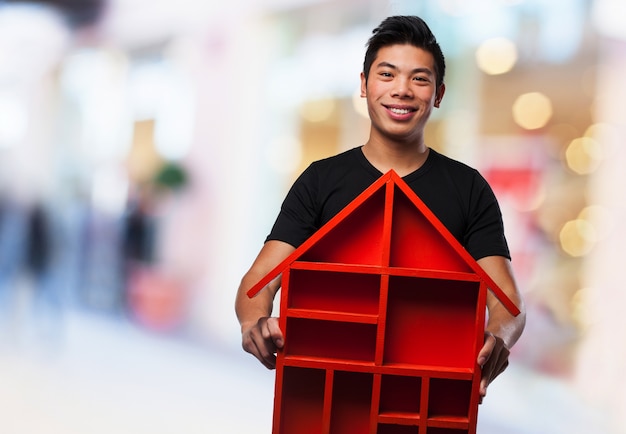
[{"left": 363, "top": 16, "right": 446, "bottom": 88}]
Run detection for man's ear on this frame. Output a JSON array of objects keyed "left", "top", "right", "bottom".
[
  {"left": 434, "top": 83, "right": 446, "bottom": 108},
  {"left": 360, "top": 72, "right": 367, "bottom": 97}
]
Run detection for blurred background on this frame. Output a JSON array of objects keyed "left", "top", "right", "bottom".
[{"left": 0, "top": 0, "right": 624, "bottom": 432}]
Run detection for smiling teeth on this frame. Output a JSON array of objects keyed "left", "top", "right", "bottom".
[{"left": 390, "top": 108, "right": 411, "bottom": 114}]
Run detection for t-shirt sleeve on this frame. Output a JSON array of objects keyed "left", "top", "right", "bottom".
[
  {"left": 265, "top": 164, "right": 321, "bottom": 248},
  {"left": 463, "top": 173, "right": 511, "bottom": 260}
]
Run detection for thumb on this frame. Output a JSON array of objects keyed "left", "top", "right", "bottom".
[
  {"left": 477, "top": 332, "right": 495, "bottom": 366},
  {"left": 267, "top": 317, "right": 284, "bottom": 348}
]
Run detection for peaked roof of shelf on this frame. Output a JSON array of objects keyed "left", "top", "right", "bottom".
[{"left": 248, "top": 169, "right": 520, "bottom": 316}]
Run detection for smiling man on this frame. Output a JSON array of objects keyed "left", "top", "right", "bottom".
[{"left": 235, "top": 15, "right": 525, "bottom": 402}]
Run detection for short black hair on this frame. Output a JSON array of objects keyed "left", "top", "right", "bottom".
[{"left": 363, "top": 16, "right": 446, "bottom": 88}]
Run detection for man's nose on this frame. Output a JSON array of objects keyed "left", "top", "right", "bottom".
[{"left": 391, "top": 78, "right": 413, "bottom": 97}]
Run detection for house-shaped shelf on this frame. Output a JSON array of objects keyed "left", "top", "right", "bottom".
[{"left": 248, "top": 170, "right": 520, "bottom": 434}]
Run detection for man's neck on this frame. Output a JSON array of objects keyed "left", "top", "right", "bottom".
[{"left": 362, "top": 136, "right": 430, "bottom": 177}]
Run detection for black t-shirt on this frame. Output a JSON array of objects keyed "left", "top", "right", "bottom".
[{"left": 267, "top": 147, "right": 510, "bottom": 261}]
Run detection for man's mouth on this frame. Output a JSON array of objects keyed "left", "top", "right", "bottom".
[{"left": 389, "top": 107, "right": 413, "bottom": 115}]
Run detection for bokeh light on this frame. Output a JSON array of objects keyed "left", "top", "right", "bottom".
[
  {"left": 512, "top": 92, "right": 553, "bottom": 130},
  {"left": 559, "top": 218, "right": 597, "bottom": 257},
  {"left": 475, "top": 37, "right": 518, "bottom": 75},
  {"left": 565, "top": 136, "right": 604, "bottom": 175}
]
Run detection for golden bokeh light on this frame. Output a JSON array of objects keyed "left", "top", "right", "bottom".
[
  {"left": 475, "top": 37, "right": 518, "bottom": 75},
  {"left": 565, "top": 137, "right": 603, "bottom": 175},
  {"left": 559, "top": 219, "right": 596, "bottom": 257},
  {"left": 512, "top": 92, "right": 553, "bottom": 130}
]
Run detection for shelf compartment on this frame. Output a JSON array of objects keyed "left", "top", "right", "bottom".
[
  {"left": 278, "top": 366, "right": 326, "bottom": 434},
  {"left": 285, "top": 317, "right": 377, "bottom": 363},
  {"left": 299, "top": 187, "right": 387, "bottom": 265},
  {"left": 379, "top": 374, "right": 422, "bottom": 416},
  {"left": 288, "top": 269, "right": 380, "bottom": 316},
  {"left": 389, "top": 186, "right": 473, "bottom": 273},
  {"left": 329, "top": 371, "right": 373, "bottom": 434},
  {"left": 427, "top": 378, "right": 472, "bottom": 422},
  {"left": 383, "top": 276, "right": 479, "bottom": 368}
]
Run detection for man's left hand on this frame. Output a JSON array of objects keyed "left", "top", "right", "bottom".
[{"left": 477, "top": 331, "right": 510, "bottom": 403}]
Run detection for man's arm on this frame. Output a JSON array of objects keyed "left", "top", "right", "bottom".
[
  {"left": 235, "top": 240, "right": 296, "bottom": 369},
  {"left": 476, "top": 255, "right": 526, "bottom": 401}
]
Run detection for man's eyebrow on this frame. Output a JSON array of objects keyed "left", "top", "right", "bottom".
[
  {"left": 375, "top": 61, "right": 398, "bottom": 70},
  {"left": 375, "top": 61, "right": 433, "bottom": 75}
]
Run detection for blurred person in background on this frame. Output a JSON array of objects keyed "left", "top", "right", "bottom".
[
  {"left": 24, "top": 203, "right": 52, "bottom": 284},
  {"left": 22, "top": 202, "right": 63, "bottom": 340},
  {"left": 0, "top": 191, "right": 61, "bottom": 346},
  {"left": 235, "top": 15, "right": 526, "bottom": 402}
]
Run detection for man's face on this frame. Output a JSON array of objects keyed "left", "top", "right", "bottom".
[{"left": 360, "top": 44, "right": 445, "bottom": 143}]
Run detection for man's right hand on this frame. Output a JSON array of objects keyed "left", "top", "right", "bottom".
[
  {"left": 241, "top": 316, "right": 284, "bottom": 370},
  {"left": 235, "top": 240, "right": 295, "bottom": 369}
]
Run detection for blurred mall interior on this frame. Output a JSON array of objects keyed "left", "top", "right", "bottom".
[{"left": 0, "top": 0, "right": 625, "bottom": 432}]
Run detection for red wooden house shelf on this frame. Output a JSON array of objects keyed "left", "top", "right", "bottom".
[{"left": 248, "top": 170, "right": 521, "bottom": 434}]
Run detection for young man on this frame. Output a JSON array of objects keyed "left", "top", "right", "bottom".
[{"left": 235, "top": 15, "right": 525, "bottom": 401}]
